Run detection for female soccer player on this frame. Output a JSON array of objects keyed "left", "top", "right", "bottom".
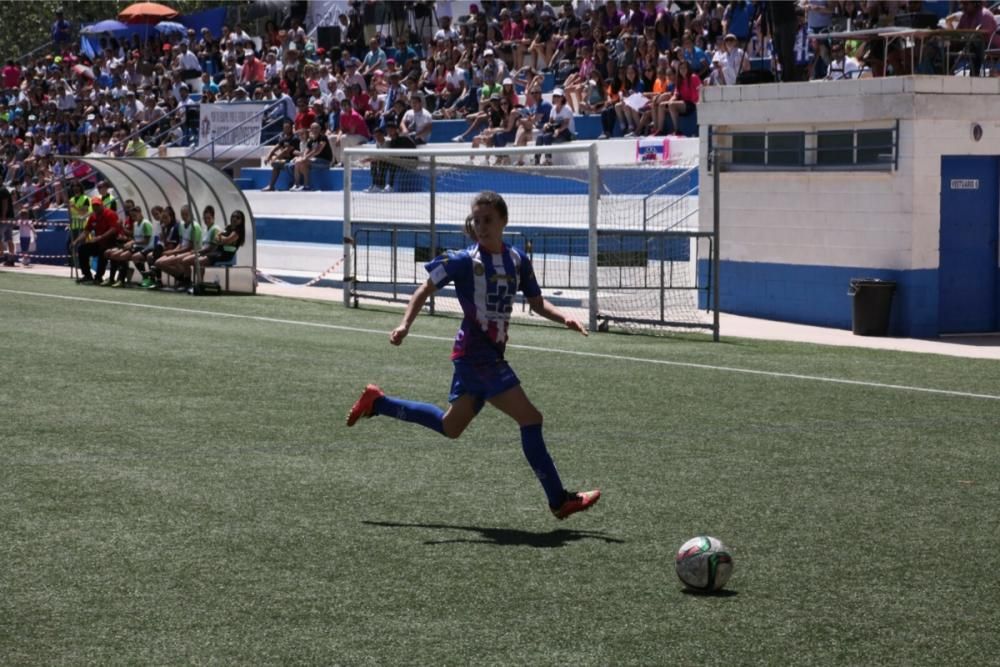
[{"left": 346, "top": 191, "right": 601, "bottom": 520}]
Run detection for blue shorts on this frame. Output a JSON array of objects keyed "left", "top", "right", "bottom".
[
  {"left": 492, "top": 129, "right": 517, "bottom": 148},
  {"left": 448, "top": 358, "right": 521, "bottom": 411}
]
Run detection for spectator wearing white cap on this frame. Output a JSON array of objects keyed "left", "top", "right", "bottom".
[
  {"left": 481, "top": 47, "right": 508, "bottom": 81},
  {"left": 500, "top": 77, "right": 519, "bottom": 106},
  {"left": 534, "top": 87, "right": 574, "bottom": 166},
  {"left": 122, "top": 89, "right": 145, "bottom": 122}
]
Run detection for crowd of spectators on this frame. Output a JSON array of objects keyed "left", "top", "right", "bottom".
[{"left": 0, "top": 1, "right": 996, "bottom": 220}]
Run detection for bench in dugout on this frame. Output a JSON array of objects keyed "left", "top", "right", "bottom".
[{"left": 198, "top": 251, "right": 254, "bottom": 294}]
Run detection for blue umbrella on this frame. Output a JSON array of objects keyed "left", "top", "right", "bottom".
[
  {"left": 155, "top": 20, "right": 188, "bottom": 35},
  {"left": 81, "top": 19, "right": 130, "bottom": 35}
]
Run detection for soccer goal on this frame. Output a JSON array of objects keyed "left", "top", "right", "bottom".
[{"left": 342, "top": 143, "right": 718, "bottom": 338}]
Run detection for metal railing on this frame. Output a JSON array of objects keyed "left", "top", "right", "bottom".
[
  {"left": 639, "top": 164, "right": 699, "bottom": 232},
  {"left": 219, "top": 114, "right": 287, "bottom": 173},
  {"left": 188, "top": 100, "right": 285, "bottom": 164},
  {"left": 16, "top": 39, "right": 56, "bottom": 65}
]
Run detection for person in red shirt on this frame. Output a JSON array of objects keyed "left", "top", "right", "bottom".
[
  {"left": 665, "top": 59, "right": 701, "bottom": 137},
  {"left": 349, "top": 82, "right": 370, "bottom": 116},
  {"left": 239, "top": 51, "right": 267, "bottom": 91},
  {"left": 330, "top": 97, "right": 371, "bottom": 165},
  {"left": 72, "top": 197, "right": 121, "bottom": 284},
  {"left": 2, "top": 59, "right": 21, "bottom": 91},
  {"left": 293, "top": 97, "right": 316, "bottom": 131}
]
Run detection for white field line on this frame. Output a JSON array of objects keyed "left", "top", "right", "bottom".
[{"left": 2, "top": 287, "right": 999, "bottom": 402}]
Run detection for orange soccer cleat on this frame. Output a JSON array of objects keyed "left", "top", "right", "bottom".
[
  {"left": 345, "top": 384, "right": 385, "bottom": 426},
  {"left": 551, "top": 489, "right": 602, "bottom": 520}
]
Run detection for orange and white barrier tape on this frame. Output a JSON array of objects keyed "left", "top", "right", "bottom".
[{"left": 255, "top": 256, "right": 345, "bottom": 287}]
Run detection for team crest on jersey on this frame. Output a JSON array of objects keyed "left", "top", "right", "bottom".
[{"left": 474, "top": 263, "right": 485, "bottom": 276}]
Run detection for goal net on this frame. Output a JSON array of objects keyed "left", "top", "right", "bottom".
[{"left": 342, "top": 143, "right": 716, "bottom": 336}]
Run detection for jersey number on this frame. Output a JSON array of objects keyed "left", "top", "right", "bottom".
[{"left": 487, "top": 284, "right": 513, "bottom": 315}]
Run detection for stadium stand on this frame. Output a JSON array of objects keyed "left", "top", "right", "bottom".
[{"left": 0, "top": 0, "right": 989, "bottom": 233}]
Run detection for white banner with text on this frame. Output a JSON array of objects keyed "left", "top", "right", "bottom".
[{"left": 198, "top": 103, "right": 268, "bottom": 149}]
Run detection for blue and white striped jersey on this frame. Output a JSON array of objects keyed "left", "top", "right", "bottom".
[{"left": 425, "top": 243, "right": 542, "bottom": 362}]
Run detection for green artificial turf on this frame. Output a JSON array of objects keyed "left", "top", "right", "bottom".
[{"left": 1, "top": 272, "right": 998, "bottom": 665}]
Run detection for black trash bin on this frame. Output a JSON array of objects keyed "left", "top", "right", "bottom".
[{"left": 848, "top": 278, "right": 896, "bottom": 336}]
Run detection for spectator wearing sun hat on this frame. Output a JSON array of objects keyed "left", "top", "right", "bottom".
[
  {"left": 712, "top": 34, "right": 748, "bottom": 86},
  {"left": 344, "top": 57, "right": 367, "bottom": 92}
]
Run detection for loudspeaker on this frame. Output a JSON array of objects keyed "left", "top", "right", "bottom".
[{"left": 316, "top": 25, "right": 341, "bottom": 51}]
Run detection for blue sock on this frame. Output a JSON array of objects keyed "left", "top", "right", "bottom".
[
  {"left": 374, "top": 396, "right": 445, "bottom": 435},
  {"left": 520, "top": 424, "right": 565, "bottom": 508}
]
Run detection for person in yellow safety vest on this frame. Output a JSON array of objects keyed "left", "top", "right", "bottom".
[
  {"left": 96, "top": 181, "right": 117, "bottom": 214},
  {"left": 125, "top": 134, "right": 148, "bottom": 157},
  {"left": 67, "top": 181, "right": 92, "bottom": 263}
]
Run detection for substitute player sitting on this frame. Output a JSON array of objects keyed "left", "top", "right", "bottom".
[
  {"left": 105, "top": 205, "right": 150, "bottom": 287},
  {"left": 346, "top": 190, "right": 601, "bottom": 520},
  {"left": 178, "top": 204, "right": 222, "bottom": 287},
  {"left": 154, "top": 204, "right": 201, "bottom": 291}
]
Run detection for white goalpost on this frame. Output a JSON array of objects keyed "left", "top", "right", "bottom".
[{"left": 342, "top": 143, "right": 717, "bottom": 337}]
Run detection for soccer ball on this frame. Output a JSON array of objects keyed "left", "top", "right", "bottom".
[{"left": 675, "top": 536, "right": 734, "bottom": 592}]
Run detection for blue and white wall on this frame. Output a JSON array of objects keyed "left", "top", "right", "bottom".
[{"left": 698, "top": 77, "right": 1000, "bottom": 337}]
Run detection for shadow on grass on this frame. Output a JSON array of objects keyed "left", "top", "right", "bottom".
[
  {"left": 680, "top": 588, "right": 739, "bottom": 598},
  {"left": 363, "top": 520, "right": 626, "bottom": 548}
]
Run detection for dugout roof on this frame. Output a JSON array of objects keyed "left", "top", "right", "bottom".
[{"left": 77, "top": 157, "right": 257, "bottom": 270}]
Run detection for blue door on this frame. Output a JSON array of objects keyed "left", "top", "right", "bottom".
[{"left": 939, "top": 156, "right": 999, "bottom": 333}]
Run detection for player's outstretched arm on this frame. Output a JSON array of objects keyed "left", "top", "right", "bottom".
[
  {"left": 390, "top": 277, "right": 437, "bottom": 345},
  {"left": 526, "top": 295, "right": 588, "bottom": 336}
]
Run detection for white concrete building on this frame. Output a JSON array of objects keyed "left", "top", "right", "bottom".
[{"left": 698, "top": 76, "right": 1000, "bottom": 337}]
